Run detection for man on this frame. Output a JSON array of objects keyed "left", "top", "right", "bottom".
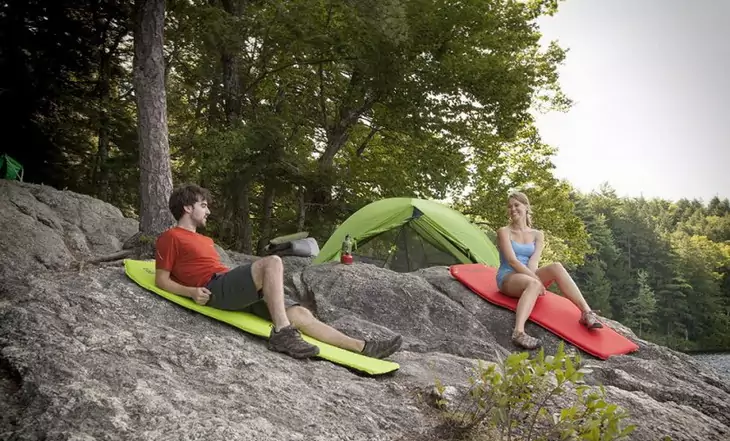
[{"left": 155, "top": 184, "right": 403, "bottom": 360}]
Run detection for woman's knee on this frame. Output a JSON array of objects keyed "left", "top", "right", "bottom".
[
  {"left": 525, "top": 278, "right": 543, "bottom": 294},
  {"left": 502, "top": 274, "right": 536, "bottom": 297},
  {"left": 553, "top": 262, "right": 565, "bottom": 271},
  {"left": 543, "top": 262, "right": 565, "bottom": 276}
]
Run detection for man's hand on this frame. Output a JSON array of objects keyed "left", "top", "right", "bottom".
[{"left": 189, "top": 287, "right": 211, "bottom": 305}]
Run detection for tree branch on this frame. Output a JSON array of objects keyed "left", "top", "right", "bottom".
[
  {"left": 317, "top": 2, "right": 335, "bottom": 130},
  {"left": 243, "top": 56, "right": 359, "bottom": 96},
  {"left": 355, "top": 125, "right": 379, "bottom": 157},
  {"left": 75, "top": 249, "right": 135, "bottom": 272},
  {"left": 318, "top": 62, "right": 328, "bottom": 129}
]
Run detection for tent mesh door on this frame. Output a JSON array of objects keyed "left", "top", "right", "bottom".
[{"left": 352, "top": 222, "right": 461, "bottom": 272}]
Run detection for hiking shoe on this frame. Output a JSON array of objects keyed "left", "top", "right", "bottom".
[
  {"left": 268, "top": 325, "right": 320, "bottom": 359},
  {"left": 361, "top": 334, "right": 403, "bottom": 359},
  {"left": 512, "top": 330, "right": 541, "bottom": 350},
  {"left": 579, "top": 310, "right": 604, "bottom": 329}
]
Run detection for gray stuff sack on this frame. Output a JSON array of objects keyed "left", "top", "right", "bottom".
[
  {"left": 289, "top": 237, "right": 320, "bottom": 257},
  {"left": 265, "top": 237, "right": 320, "bottom": 257}
]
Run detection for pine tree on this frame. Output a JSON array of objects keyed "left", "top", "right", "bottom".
[{"left": 626, "top": 270, "right": 657, "bottom": 338}]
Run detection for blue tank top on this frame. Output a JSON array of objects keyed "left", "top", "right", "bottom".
[{"left": 498, "top": 239, "right": 536, "bottom": 271}]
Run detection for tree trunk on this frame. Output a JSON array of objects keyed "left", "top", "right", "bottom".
[
  {"left": 222, "top": 51, "right": 241, "bottom": 125},
  {"left": 256, "top": 183, "right": 276, "bottom": 255},
  {"left": 220, "top": 0, "right": 242, "bottom": 125},
  {"left": 308, "top": 67, "right": 376, "bottom": 212},
  {"left": 236, "top": 181, "right": 253, "bottom": 254},
  {"left": 92, "top": 13, "right": 127, "bottom": 202},
  {"left": 317, "top": 68, "right": 375, "bottom": 170},
  {"left": 93, "top": 48, "right": 112, "bottom": 201},
  {"left": 133, "top": 0, "right": 174, "bottom": 235},
  {"left": 296, "top": 186, "right": 306, "bottom": 232}
]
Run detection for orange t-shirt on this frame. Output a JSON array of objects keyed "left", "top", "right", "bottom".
[{"left": 155, "top": 227, "right": 230, "bottom": 287}]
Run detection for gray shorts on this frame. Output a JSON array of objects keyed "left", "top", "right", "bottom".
[{"left": 205, "top": 264, "right": 298, "bottom": 320}]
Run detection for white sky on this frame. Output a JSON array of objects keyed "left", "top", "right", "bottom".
[{"left": 533, "top": 0, "right": 730, "bottom": 202}]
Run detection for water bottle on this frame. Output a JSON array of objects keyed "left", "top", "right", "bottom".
[{"left": 341, "top": 234, "right": 354, "bottom": 264}]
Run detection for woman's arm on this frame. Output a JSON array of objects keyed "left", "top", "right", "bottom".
[
  {"left": 527, "top": 230, "right": 545, "bottom": 272},
  {"left": 497, "top": 227, "right": 540, "bottom": 280}
]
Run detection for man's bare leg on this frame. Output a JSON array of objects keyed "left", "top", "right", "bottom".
[
  {"left": 287, "top": 306, "right": 365, "bottom": 352},
  {"left": 250, "top": 256, "right": 321, "bottom": 358},
  {"left": 251, "top": 256, "right": 402, "bottom": 359},
  {"left": 250, "top": 256, "right": 290, "bottom": 331}
]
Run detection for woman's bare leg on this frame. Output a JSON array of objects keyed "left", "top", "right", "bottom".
[
  {"left": 535, "top": 262, "right": 591, "bottom": 313},
  {"left": 501, "top": 274, "right": 545, "bottom": 333}
]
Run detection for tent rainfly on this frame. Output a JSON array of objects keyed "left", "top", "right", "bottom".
[{"left": 313, "top": 198, "right": 499, "bottom": 272}]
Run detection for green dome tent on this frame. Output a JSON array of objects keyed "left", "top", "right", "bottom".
[{"left": 313, "top": 198, "right": 499, "bottom": 272}]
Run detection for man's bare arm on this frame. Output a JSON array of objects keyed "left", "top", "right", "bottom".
[{"left": 155, "top": 269, "right": 210, "bottom": 305}]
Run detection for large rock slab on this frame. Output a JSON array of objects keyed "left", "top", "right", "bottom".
[
  {"left": 0, "top": 181, "right": 137, "bottom": 277},
  {"left": 0, "top": 181, "right": 728, "bottom": 440}
]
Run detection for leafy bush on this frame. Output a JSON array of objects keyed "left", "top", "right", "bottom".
[{"left": 434, "top": 342, "right": 639, "bottom": 441}]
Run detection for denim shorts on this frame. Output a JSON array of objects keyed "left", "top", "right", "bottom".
[{"left": 496, "top": 267, "right": 514, "bottom": 291}]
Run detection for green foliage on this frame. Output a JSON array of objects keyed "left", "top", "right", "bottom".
[
  {"left": 434, "top": 342, "right": 637, "bottom": 441},
  {"left": 0, "top": 0, "right": 137, "bottom": 204},
  {"left": 570, "top": 185, "right": 730, "bottom": 351},
  {"left": 624, "top": 270, "right": 657, "bottom": 337},
  {"left": 454, "top": 127, "right": 590, "bottom": 267},
  {"left": 159, "top": 0, "right": 580, "bottom": 251}
]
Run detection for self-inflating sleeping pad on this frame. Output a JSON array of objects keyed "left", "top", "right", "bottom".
[
  {"left": 124, "top": 259, "right": 400, "bottom": 375},
  {"left": 450, "top": 263, "right": 639, "bottom": 360}
]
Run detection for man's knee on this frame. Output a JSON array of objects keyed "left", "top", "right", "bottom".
[
  {"left": 251, "top": 256, "right": 283, "bottom": 289},
  {"left": 287, "top": 305, "right": 314, "bottom": 326},
  {"left": 263, "top": 255, "right": 283, "bottom": 271}
]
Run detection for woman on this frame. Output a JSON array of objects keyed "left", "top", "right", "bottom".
[{"left": 496, "top": 191, "right": 602, "bottom": 349}]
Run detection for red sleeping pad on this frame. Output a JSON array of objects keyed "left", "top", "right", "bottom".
[{"left": 450, "top": 264, "right": 639, "bottom": 360}]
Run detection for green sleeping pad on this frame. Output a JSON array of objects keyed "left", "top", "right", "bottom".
[{"left": 124, "top": 259, "right": 400, "bottom": 375}]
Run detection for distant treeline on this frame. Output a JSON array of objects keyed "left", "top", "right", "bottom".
[{"left": 566, "top": 187, "right": 730, "bottom": 352}]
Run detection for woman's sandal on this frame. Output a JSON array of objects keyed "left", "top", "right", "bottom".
[
  {"left": 512, "top": 331, "right": 541, "bottom": 349},
  {"left": 579, "top": 310, "right": 604, "bottom": 329}
]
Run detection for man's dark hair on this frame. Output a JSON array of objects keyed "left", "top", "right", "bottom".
[{"left": 169, "top": 184, "right": 212, "bottom": 221}]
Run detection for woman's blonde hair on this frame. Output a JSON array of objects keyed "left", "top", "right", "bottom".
[{"left": 508, "top": 191, "right": 532, "bottom": 228}]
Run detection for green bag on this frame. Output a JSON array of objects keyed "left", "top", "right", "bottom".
[{"left": 0, "top": 154, "right": 24, "bottom": 181}]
